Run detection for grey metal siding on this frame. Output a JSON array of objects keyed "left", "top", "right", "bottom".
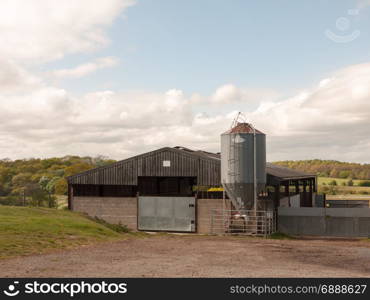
[
  {"left": 221, "top": 132, "right": 266, "bottom": 185},
  {"left": 278, "top": 207, "right": 370, "bottom": 237}
]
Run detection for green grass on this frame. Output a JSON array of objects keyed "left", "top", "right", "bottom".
[{"left": 0, "top": 206, "right": 125, "bottom": 259}]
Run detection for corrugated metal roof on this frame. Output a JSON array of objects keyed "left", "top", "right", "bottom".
[
  {"left": 265, "top": 162, "right": 315, "bottom": 180},
  {"left": 68, "top": 146, "right": 315, "bottom": 185},
  {"left": 173, "top": 146, "right": 220, "bottom": 160},
  {"left": 67, "top": 147, "right": 221, "bottom": 186},
  {"left": 188, "top": 149, "right": 314, "bottom": 180}
]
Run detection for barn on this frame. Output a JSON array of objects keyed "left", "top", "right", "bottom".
[{"left": 67, "top": 146, "right": 316, "bottom": 234}]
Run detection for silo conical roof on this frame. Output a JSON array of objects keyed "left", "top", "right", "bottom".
[{"left": 222, "top": 122, "right": 264, "bottom": 135}]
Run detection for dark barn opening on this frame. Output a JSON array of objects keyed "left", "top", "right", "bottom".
[
  {"left": 73, "top": 184, "right": 137, "bottom": 197},
  {"left": 138, "top": 176, "right": 196, "bottom": 197}
]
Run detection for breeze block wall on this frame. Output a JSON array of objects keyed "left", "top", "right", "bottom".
[
  {"left": 73, "top": 197, "right": 138, "bottom": 230},
  {"left": 197, "top": 198, "right": 231, "bottom": 234}
]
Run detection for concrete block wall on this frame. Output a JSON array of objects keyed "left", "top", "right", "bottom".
[
  {"left": 197, "top": 198, "right": 231, "bottom": 234},
  {"left": 72, "top": 196, "right": 232, "bottom": 234},
  {"left": 73, "top": 197, "right": 137, "bottom": 230}
]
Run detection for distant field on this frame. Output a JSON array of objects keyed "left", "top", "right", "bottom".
[
  {"left": 333, "top": 185, "right": 370, "bottom": 192},
  {"left": 318, "top": 185, "right": 370, "bottom": 195},
  {"left": 325, "top": 194, "right": 370, "bottom": 200},
  {"left": 317, "top": 177, "right": 370, "bottom": 195},
  {"left": 0, "top": 206, "right": 124, "bottom": 259},
  {"left": 317, "top": 177, "right": 363, "bottom": 186}
]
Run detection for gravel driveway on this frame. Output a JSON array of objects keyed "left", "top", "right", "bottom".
[{"left": 1, "top": 235, "right": 369, "bottom": 277}]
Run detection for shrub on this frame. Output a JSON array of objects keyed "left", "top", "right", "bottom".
[
  {"left": 320, "top": 186, "right": 329, "bottom": 192},
  {"left": 338, "top": 170, "right": 351, "bottom": 178},
  {"left": 358, "top": 181, "right": 370, "bottom": 187},
  {"left": 0, "top": 196, "right": 24, "bottom": 206},
  {"left": 28, "top": 190, "right": 57, "bottom": 208},
  {"left": 329, "top": 187, "right": 337, "bottom": 195},
  {"left": 328, "top": 180, "right": 337, "bottom": 186},
  {"left": 347, "top": 179, "right": 354, "bottom": 186}
]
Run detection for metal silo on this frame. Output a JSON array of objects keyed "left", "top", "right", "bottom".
[{"left": 221, "top": 121, "right": 266, "bottom": 210}]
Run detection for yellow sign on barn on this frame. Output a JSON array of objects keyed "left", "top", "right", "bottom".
[{"left": 207, "top": 187, "right": 224, "bottom": 192}]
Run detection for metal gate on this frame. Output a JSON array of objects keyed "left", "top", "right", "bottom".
[
  {"left": 211, "top": 209, "right": 276, "bottom": 237},
  {"left": 138, "top": 196, "right": 196, "bottom": 232}
]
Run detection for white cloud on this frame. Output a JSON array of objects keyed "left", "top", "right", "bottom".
[
  {"left": 357, "top": 0, "right": 370, "bottom": 9},
  {"left": 50, "top": 57, "right": 119, "bottom": 79},
  {"left": 1, "top": 59, "right": 370, "bottom": 162},
  {"left": 0, "top": 0, "right": 136, "bottom": 158},
  {"left": 0, "top": 0, "right": 134, "bottom": 63},
  {"left": 211, "top": 84, "right": 279, "bottom": 105},
  {"left": 0, "top": 59, "right": 42, "bottom": 93},
  {"left": 0, "top": 0, "right": 369, "bottom": 163},
  {"left": 1, "top": 62, "right": 370, "bottom": 162},
  {"left": 242, "top": 63, "right": 370, "bottom": 161}
]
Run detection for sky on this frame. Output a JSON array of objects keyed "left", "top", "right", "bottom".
[{"left": 1, "top": 0, "right": 370, "bottom": 163}]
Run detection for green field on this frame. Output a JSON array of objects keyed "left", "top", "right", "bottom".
[
  {"left": 325, "top": 194, "right": 370, "bottom": 200},
  {"left": 0, "top": 206, "right": 125, "bottom": 259},
  {"left": 317, "top": 177, "right": 363, "bottom": 186},
  {"left": 317, "top": 177, "right": 370, "bottom": 196}
]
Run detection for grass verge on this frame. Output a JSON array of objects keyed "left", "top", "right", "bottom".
[
  {"left": 90, "top": 216, "right": 130, "bottom": 233},
  {"left": 0, "top": 205, "right": 125, "bottom": 259}
]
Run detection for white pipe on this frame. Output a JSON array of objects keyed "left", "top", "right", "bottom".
[{"left": 252, "top": 123, "right": 257, "bottom": 213}]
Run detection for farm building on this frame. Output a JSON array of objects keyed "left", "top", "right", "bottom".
[{"left": 67, "top": 145, "right": 317, "bottom": 234}]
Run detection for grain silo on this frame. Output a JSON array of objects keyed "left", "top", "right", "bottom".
[{"left": 221, "top": 121, "right": 266, "bottom": 210}]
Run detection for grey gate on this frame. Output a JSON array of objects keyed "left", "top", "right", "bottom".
[
  {"left": 138, "top": 196, "right": 196, "bottom": 232},
  {"left": 210, "top": 209, "right": 276, "bottom": 237}
]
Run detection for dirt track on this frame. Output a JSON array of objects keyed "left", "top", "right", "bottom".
[{"left": 1, "top": 235, "right": 370, "bottom": 277}]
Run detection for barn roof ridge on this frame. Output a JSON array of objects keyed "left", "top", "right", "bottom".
[
  {"left": 68, "top": 146, "right": 315, "bottom": 183},
  {"left": 67, "top": 146, "right": 219, "bottom": 180},
  {"left": 265, "top": 162, "right": 316, "bottom": 179}
]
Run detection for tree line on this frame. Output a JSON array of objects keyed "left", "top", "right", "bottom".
[
  {"left": 0, "top": 156, "right": 116, "bottom": 206},
  {"left": 273, "top": 159, "right": 370, "bottom": 180},
  {"left": 1, "top": 157, "right": 369, "bottom": 204}
]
